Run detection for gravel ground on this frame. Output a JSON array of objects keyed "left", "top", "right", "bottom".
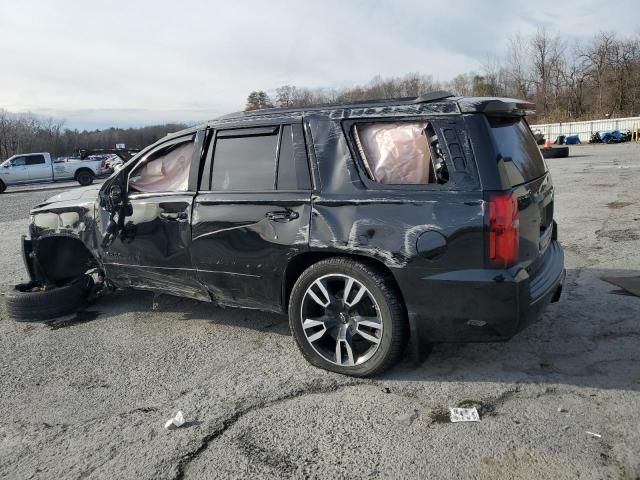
[{"left": 1, "top": 144, "right": 639, "bottom": 479}]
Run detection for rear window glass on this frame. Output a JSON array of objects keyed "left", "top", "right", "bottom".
[
  {"left": 352, "top": 121, "right": 448, "bottom": 185},
  {"left": 489, "top": 117, "right": 547, "bottom": 186}
]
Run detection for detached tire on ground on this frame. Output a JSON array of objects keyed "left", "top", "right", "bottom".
[
  {"left": 76, "top": 170, "right": 94, "bottom": 186},
  {"left": 5, "top": 275, "right": 94, "bottom": 321},
  {"left": 540, "top": 146, "right": 569, "bottom": 159},
  {"left": 288, "top": 258, "right": 407, "bottom": 377}
]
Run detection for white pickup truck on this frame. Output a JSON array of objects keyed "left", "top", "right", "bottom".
[{"left": 0, "top": 152, "right": 110, "bottom": 193}]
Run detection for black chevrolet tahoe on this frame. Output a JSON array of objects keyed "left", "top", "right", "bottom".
[{"left": 15, "top": 92, "right": 565, "bottom": 376}]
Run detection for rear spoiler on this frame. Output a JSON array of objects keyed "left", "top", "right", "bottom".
[{"left": 457, "top": 97, "right": 535, "bottom": 116}]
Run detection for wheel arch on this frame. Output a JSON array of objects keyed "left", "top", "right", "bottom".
[
  {"left": 282, "top": 251, "right": 406, "bottom": 313},
  {"left": 32, "top": 234, "right": 100, "bottom": 285},
  {"left": 74, "top": 167, "right": 95, "bottom": 180}
]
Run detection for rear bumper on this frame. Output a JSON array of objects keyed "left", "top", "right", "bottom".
[{"left": 401, "top": 240, "right": 565, "bottom": 343}]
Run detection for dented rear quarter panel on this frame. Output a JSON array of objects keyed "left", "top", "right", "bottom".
[{"left": 305, "top": 115, "right": 490, "bottom": 341}]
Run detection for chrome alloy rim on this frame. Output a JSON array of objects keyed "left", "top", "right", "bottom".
[{"left": 300, "top": 274, "right": 383, "bottom": 366}]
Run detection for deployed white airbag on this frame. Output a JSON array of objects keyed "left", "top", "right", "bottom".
[
  {"left": 356, "top": 122, "right": 431, "bottom": 184},
  {"left": 130, "top": 142, "right": 193, "bottom": 193}
]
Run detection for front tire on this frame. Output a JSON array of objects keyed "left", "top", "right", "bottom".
[
  {"left": 76, "top": 171, "right": 94, "bottom": 186},
  {"left": 289, "top": 258, "right": 407, "bottom": 377},
  {"left": 0, "top": 181, "right": 5, "bottom": 193},
  {"left": 5, "top": 275, "right": 94, "bottom": 321}
]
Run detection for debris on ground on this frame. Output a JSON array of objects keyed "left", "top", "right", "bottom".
[
  {"left": 558, "top": 406, "right": 568, "bottom": 413},
  {"left": 586, "top": 431, "right": 602, "bottom": 439},
  {"left": 450, "top": 407, "right": 480, "bottom": 422},
  {"left": 164, "top": 411, "right": 185, "bottom": 430},
  {"left": 602, "top": 276, "right": 640, "bottom": 297},
  {"left": 396, "top": 410, "right": 419, "bottom": 426}
]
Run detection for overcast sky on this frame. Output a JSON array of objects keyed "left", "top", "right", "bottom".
[{"left": 1, "top": 0, "right": 638, "bottom": 129}]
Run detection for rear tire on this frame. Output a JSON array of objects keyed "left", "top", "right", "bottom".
[
  {"left": 288, "top": 258, "right": 407, "bottom": 377},
  {"left": 76, "top": 171, "right": 94, "bottom": 186},
  {"left": 5, "top": 275, "right": 94, "bottom": 321}
]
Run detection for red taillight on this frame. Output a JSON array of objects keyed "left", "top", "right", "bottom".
[
  {"left": 488, "top": 192, "right": 519, "bottom": 268},
  {"left": 101, "top": 159, "right": 106, "bottom": 168}
]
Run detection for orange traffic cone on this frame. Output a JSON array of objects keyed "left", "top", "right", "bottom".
[{"left": 544, "top": 138, "right": 552, "bottom": 149}]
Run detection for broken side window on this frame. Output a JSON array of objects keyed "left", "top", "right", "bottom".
[
  {"left": 129, "top": 140, "right": 194, "bottom": 193},
  {"left": 352, "top": 121, "right": 448, "bottom": 185}
]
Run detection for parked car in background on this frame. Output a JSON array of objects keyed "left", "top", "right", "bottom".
[
  {"left": 0, "top": 152, "right": 110, "bottom": 193},
  {"left": 104, "top": 154, "right": 124, "bottom": 172},
  {"left": 11, "top": 92, "right": 565, "bottom": 376}
]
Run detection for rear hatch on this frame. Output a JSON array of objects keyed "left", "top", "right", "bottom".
[{"left": 488, "top": 116, "right": 554, "bottom": 270}]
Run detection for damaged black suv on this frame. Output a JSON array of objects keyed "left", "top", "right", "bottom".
[{"left": 15, "top": 92, "right": 565, "bottom": 376}]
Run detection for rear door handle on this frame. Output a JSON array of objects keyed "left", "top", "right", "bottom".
[
  {"left": 266, "top": 210, "right": 299, "bottom": 222},
  {"left": 160, "top": 211, "right": 188, "bottom": 221}
]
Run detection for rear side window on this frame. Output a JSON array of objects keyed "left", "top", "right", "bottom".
[
  {"left": 352, "top": 121, "right": 448, "bottom": 185},
  {"left": 488, "top": 117, "right": 547, "bottom": 186},
  {"left": 26, "top": 155, "right": 45, "bottom": 165},
  {"left": 276, "top": 125, "right": 311, "bottom": 190},
  {"left": 212, "top": 130, "right": 278, "bottom": 191}
]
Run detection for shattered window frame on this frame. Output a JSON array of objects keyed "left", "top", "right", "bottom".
[
  {"left": 342, "top": 117, "right": 456, "bottom": 192},
  {"left": 127, "top": 133, "right": 196, "bottom": 195}
]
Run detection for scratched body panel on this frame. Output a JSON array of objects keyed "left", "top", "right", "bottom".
[{"left": 305, "top": 116, "right": 488, "bottom": 342}]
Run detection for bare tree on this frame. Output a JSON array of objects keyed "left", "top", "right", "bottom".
[
  {"left": 582, "top": 32, "right": 616, "bottom": 115},
  {"left": 530, "top": 27, "right": 566, "bottom": 117}
]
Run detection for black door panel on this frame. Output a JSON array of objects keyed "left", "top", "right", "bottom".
[
  {"left": 191, "top": 192, "right": 311, "bottom": 311},
  {"left": 102, "top": 193, "right": 209, "bottom": 300}
]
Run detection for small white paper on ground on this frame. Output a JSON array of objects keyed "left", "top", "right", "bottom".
[
  {"left": 586, "top": 431, "right": 602, "bottom": 438},
  {"left": 450, "top": 407, "right": 480, "bottom": 422},
  {"left": 164, "top": 411, "right": 185, "bottom": 430}
]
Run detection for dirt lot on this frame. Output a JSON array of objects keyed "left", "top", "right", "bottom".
[{"left": 1, "top": 144, "right": 639, "bottom": 479}]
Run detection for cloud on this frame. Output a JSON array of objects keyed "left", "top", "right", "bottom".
[{"left": 1, "top": 0, "right": 638, "bottom": 129}]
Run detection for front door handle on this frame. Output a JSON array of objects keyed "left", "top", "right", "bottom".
[
  {"left": 160, "top": 211, "right": 188, "bottom": 221},
  {"left": 266, "top": 210, "right": 299, "bottom": 222}
]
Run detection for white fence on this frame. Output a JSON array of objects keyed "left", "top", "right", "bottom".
[{"left": 530, "top": 116, "right": 640, "bottom": 142}]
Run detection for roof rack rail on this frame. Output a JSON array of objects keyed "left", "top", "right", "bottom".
[{"left": 413, "top": 91, "right": 455, "bottom": 104}]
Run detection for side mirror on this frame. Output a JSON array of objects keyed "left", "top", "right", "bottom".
[
  {"left": 2, "top": 164, "right": 9, "bottom": 168},
  {"left": 109, "top": 184, "right": 123, "bottom": 204}
]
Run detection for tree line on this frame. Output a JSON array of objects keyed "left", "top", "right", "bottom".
[
  {"left": 246, "top": 29, "right": 640, "bottom": 123},
  {"left": 0, "top": 109, "right": 187, "bottom": 161},
  {"left": 3, "top": 28, "right": 638, "bottom": 161}
]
